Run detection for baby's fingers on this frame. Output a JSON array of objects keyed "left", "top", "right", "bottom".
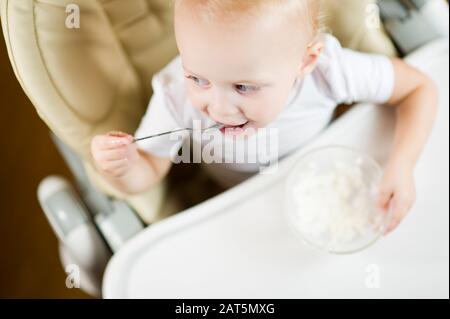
[
  {"left": 107, "top": 131, "right": 134, "bottom": 141},
  {"left": 95, "top": 147, "right": 129, "bottom": 162},
  {"left": 374, "top": 187, "right": 394, "bottom": 235},
  {"left": 384, "top": 195, "right": 414, "bottom": 235},
  {"left": 93, "top": 132, "right": 133, "bottom": 151},
  {"left": 385, "top": 218, "right": 401, "bottom": 235},
  {"left": 99, "top": 158, "right": 130, "bottom": 177},
  {"left": 377, "top": 189, "right": 393, "bottom": 212}
]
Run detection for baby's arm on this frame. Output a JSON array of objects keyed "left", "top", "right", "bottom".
[
  {"left": 378, "top": 58, "right": 439, "bottom": 234},
  {"left": 90, "top": 132, "right": 172, "bottom": 195}
]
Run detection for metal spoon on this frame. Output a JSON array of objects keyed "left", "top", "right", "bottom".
[{"left": 133, "top": 123, "right": 223, "bottom": 143}]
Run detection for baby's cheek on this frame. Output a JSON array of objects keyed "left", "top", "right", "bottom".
[
  {"left": 187, "top": 90, "right": 206, "bottom": 112},
  {"left": 256, "top": 100, "right": 285, "bottom": 123}
]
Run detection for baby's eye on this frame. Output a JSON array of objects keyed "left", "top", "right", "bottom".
[
  {"left": 235, "top": 84, "right": 259, "bottom": 94},
  {"left": 186, "top": 75, "right": 210, "bottom": 87}
]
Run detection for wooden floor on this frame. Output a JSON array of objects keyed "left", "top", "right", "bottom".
[{"left": 0, "top": 35, "right": 90, "bottom": 298}]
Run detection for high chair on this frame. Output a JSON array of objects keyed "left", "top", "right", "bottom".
[{"left": 2, "top": 0, "right": 446, "bottom": 298}]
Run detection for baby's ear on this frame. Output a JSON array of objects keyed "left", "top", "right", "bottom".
[{"left": 298, "top": 42, "right": 323, "bottom": 77}]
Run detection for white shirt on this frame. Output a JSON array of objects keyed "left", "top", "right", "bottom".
[{"left": 135, "top": 34, "right": 395, "bottom": 187}]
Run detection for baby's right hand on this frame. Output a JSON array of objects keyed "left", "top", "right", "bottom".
[{"left": 90, "top": 131, "right": 140, "bottom": 178}]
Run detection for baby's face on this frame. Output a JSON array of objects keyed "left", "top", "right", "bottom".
[{"left": 175, "top": 5, "right": 310, "bottom": 135}]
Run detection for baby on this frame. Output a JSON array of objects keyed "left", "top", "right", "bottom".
[{"left": 91, "top": 0, "right": 438, "bottom": 235}]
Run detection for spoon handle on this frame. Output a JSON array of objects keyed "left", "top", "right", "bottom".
[
  {"left": 133, "top": 128, "right": 191, "bottom": 143},
  {"left": 133, "top": 124, "right": 222, "bottom": 143}
]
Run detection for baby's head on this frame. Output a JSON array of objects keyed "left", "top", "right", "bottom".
[{"left": 174, "top": 0, "right": 324, "bottom": 133}]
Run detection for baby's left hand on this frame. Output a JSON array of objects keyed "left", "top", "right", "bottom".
[{"left": 376, "top": 161, "right": 417, "bottom": 235}]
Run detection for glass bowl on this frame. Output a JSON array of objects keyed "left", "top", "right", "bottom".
[{"left": 284, "top": 146, "right": 392, "bottom": 254}]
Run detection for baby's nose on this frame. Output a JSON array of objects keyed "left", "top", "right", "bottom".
[
  {"left": 209, "top": 89, "right": 240, "bottom": 112},
  {"left": 206, "top": 105, "right": 242, "bottom": 122},
  {"left": 208, "top": 99, "right": 240, "bottom": 116}
]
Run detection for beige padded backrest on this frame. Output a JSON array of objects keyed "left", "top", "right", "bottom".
[
  {"left": 0, "top": 0, "right": 178, "bottom": 163},
  {"left": 0, "top": 0, "right": 180, "bottom": 223},
  {"left": 322, "top": 0, "right": 397, "bottom": 56}
]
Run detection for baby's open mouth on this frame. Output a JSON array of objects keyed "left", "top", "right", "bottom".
[
  {"left": 223, "top": 121, "right": 248, "bottom": 129},
  {"left": 219, "top": 121, "right": 249, "bottom": 134}
]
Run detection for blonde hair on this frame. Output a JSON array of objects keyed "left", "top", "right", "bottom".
[{"left": 174, "top": 0, "right": 324, "bottom": 44}]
